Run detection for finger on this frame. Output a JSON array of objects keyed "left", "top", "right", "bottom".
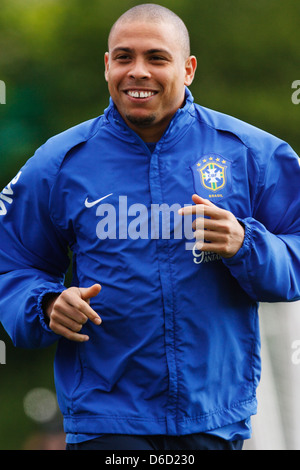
[
  {"left": 79, "top": 284, "right": 102, "bottom": 324},
  {"left": 191, "top": 194, "right": 213, "bottom": 206},
  {"left": 195, "top": 241, "right": 220, "bottom": 253},
  {"left": 192, "top": 217, "right": 227, "bottom": 231},
  {"left": 178, "top": 194, "right": 215, "bottom": 216},
  {"left": 55, "top": 291, "right": 102, "bottom": 325},
  {"left": 193, "top": 228, "right": 228, "bottom": 244},
  {"left": 51, "top": 322, "right": 90, "bottom": 343},
  {"left": 67, "top": 285, "right": 102, "bottom": 325},
  {"left": 193, "top": 217, "right": 206, "bottom": 230},
  {"left": 50, "top": 306, "right": 95, "bottom": 342},
  {"left": 75, "top": 299, "right": 102, "bottom": 325},
  {"left": 178, "top": 204, "right": 205, "bottom": 216},
  {"left": 79, "top": 283, "right": 101, "bottom": 301},
  {"left": 179, "top": 202, "right": 224, "bottom": 219},
  {"left": 50, "top": 309, "right": 87, "bottom": 332},
  {"left": 51, "top": 305, "right": 85, "bottom": 329}
]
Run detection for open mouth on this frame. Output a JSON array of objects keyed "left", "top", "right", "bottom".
[{"left": 125, "top": 90, "right": 157, "bottom": 99}]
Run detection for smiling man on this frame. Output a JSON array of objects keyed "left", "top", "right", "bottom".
[
  {"left": 104, "top": 8, "right": 196, "bottom": 142},
  {"left": 0, "top": 3, "right": 300, "bottom": 452}
]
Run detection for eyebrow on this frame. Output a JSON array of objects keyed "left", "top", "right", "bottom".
[
  {"left": 147, "top": 48, "right": 173, "bottom": 57},
  {"left": 111, "top": 47, "right": 173, "bottom": 58}
]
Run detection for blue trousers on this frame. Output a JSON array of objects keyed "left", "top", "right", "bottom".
[{"left": 66, "top": 433, "right": 243, "bottom": 450}]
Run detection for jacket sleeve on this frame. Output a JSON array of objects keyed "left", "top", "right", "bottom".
[
  {"left": 223, "top": 141, "right": 300, "bottom": 302},
  {"left": 0, "top": 145, "right": 70, "bottom": 348}
]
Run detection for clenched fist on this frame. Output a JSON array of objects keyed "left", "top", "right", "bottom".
[
  {"left": 179, "top": 194, "right": 245, "bottom": 258},
  {"left": 44, "top": 284, "right": 102, "bottom": 342}
]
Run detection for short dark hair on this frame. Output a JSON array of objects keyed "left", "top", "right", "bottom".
[{"left": 108, "top": 3, "right": 191, "bottom": 58}]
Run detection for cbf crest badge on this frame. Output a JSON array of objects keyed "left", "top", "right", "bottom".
[{"left": 190, "top": 154, "right": 232, "bottom": 200}]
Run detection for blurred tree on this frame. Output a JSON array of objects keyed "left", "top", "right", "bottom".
[{"left": 1, "top": 0, "right": 299, "bottom": 186}]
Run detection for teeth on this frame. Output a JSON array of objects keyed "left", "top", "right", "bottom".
[{"left": 127, "top": 90, "right": 155, "bottom": 98}]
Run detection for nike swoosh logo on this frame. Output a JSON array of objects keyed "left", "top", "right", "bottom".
[{"left": 84, "top": 193, "right": 113, "bottom": 208}]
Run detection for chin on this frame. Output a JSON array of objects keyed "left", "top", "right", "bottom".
[{"left": 125, "top": 113, "right": 156, "bottom": 128}]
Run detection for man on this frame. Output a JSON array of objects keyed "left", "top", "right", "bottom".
[{"left": 0, "top": 4, "right": 300, "bottom": 451}]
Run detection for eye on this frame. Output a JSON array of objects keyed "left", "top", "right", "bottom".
[
  {"left": 148, "top": 55, "right": 170, "bottom": 65},
  {"left": 114, "top": 54, "right": 132, "bottom": 62},
  {"left": 150, "top": 55, "right": 167, "bottom": 62}
]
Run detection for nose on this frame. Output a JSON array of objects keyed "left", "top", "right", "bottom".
[{"left": 128, "top": 58, "right": 151, "bottom": 80}]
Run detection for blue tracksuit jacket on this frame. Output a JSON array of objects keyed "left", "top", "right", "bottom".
[{"left": 0, "top": 88, "right": 300, "bottom": 440}]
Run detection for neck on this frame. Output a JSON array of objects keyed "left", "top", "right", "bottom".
[
  {"left": 128, "top": 124, "right": 167, "bottom": 143},
  {"left": 124, "top": 111, "right": 177, "bottom": 143}
]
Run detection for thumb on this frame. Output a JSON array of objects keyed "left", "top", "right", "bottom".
[
  {"left": 192, "top": 194, "right": 212, "bottom": 206},
  {"left": 79, "top": 284, "right": 102, "bottom": 302}
]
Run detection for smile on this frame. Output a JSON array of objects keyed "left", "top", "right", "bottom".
[{"left": 126, "top": 90, "right": 157, "bottom": 99}]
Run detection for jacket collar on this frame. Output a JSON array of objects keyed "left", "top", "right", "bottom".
[{"left": 104, "top": 87, "right": 195, "bottom": 147}]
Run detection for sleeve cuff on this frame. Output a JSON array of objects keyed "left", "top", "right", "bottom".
[
  {"left": 37, "top": 287, "right": 66, "bottom": 333},
  {"left": 223, "top": 218, "right": 252, "bottom": 266}
]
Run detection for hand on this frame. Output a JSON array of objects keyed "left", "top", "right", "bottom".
[
  {"left": 45, "top": 284, "right": 102, "bottom": 342},
  {"left": 179, "top": 194, "right": 245, "bottom": 258}
]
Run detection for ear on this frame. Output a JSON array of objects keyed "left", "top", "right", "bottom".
[
  {"left": 104, "top": 52, "right": 110, "bottom": 82},
  {"left": 184, "top": 55, "right": 197, "bottom": 87}
]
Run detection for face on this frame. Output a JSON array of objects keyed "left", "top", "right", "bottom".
[{"left": 105, "top": 20, "right": 197, "bottom": 142}]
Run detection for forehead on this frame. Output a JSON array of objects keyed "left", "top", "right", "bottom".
[{"left": 109, "top": 20, "right": 180, "bottom": 54}]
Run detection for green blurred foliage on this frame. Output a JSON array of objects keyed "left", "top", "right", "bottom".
[{"left": 0, "top": 0, "right": 299, "bottom": 449}]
